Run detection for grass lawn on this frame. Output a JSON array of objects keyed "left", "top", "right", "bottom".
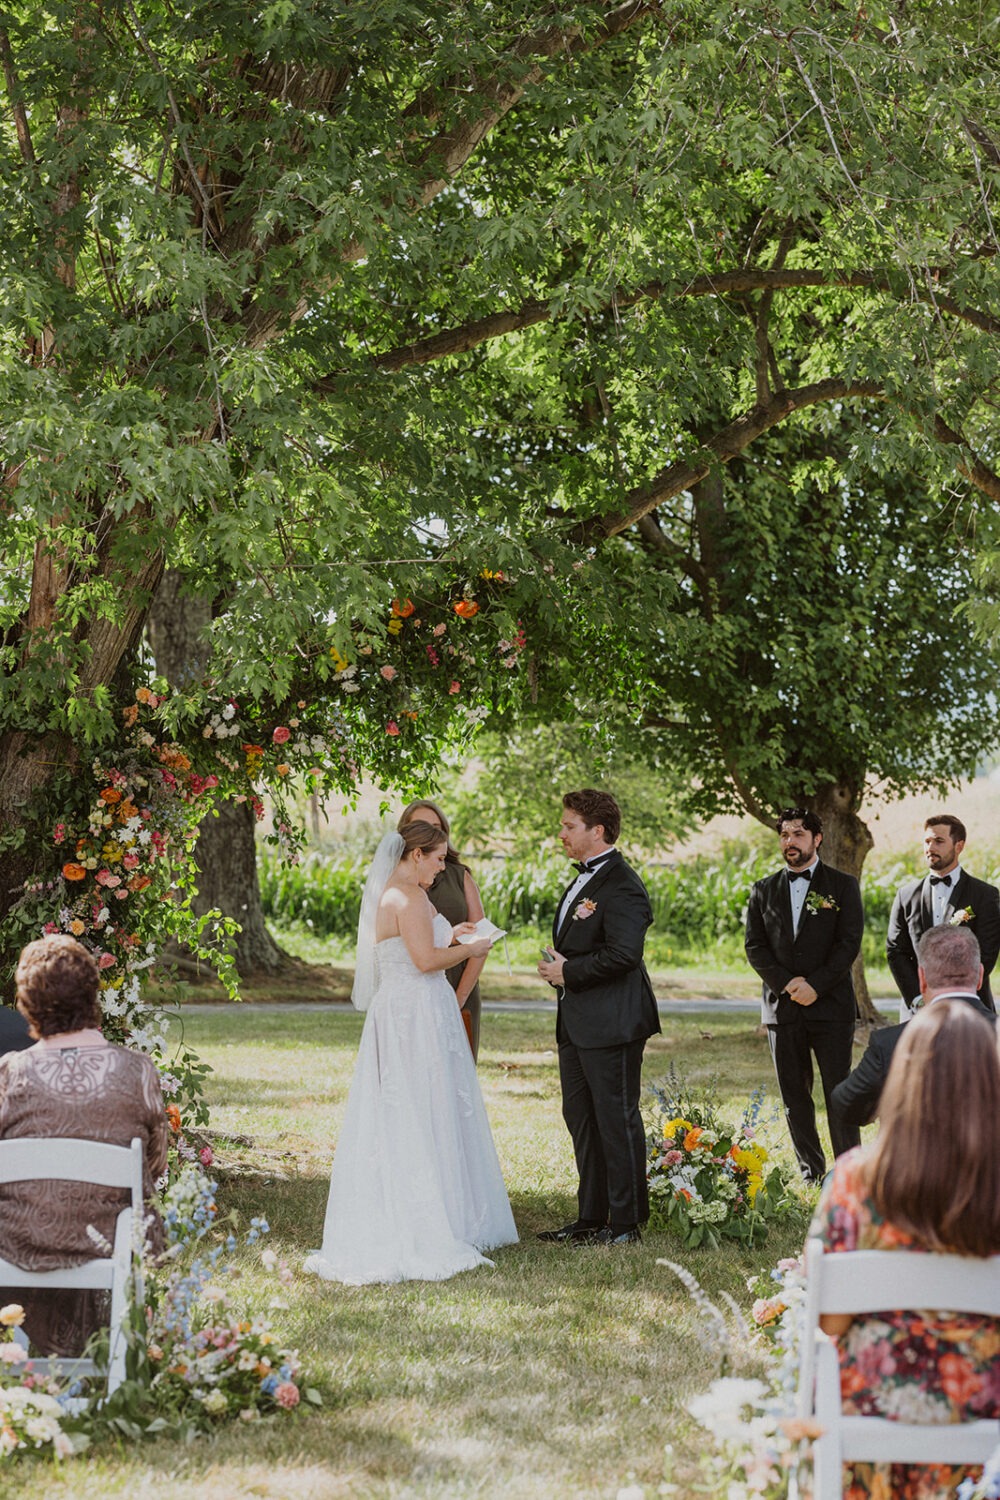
[{"left": 24, "top": 1008, "right": 860, "bottom": 1500}]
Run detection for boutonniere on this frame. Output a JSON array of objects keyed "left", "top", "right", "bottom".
[
  {"left": 804, "top": 891, "right": 839, "bottom": 916},
  {"left": 573, "top": 898, "right": 597, "bottom": 921},
  {"left": 949, "top": 906, "right": 974, "bottom": 925}
]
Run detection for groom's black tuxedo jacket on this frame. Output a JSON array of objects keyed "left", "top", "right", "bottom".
[
  {"left": 831, "top": 990, "right": 996, "bottom": 1131},
  {"left": 744, "top": 861, "right": 864, "bottom": 1026},
  {"left": 886, "top": 870, "right": 1000, "bottom": 1012},
  {"left": 553, "top": 850, "right": 661, "bottom": 1049}
]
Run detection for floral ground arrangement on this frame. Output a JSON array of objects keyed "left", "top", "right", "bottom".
[
  {"left": 645, "top": 1070, "right": 797, "bottom": 1249},
  {"left": 0, "top": 1148, "right": 320, "bottom": 1463}
]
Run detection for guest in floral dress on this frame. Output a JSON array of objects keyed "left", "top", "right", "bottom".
[
  {"left": 810, "top": 998, "right": 1000, "bottom": 1500},
  {"left": 0, "top": 935, "right": 168, "bottom": 1356}
]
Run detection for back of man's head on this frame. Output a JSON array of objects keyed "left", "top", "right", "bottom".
[{"left": 917, "top": 924, "right": 981, "bottom": 996}]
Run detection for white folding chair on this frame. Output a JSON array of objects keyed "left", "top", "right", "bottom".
[
  {"left": 0, "top": 1136, "right": 145, "bottom": 1397},
  {"left": 798, "top": 1236, "right": 1000, "bottom": 1498}
]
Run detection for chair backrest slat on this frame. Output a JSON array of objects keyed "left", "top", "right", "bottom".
[
  {"left": 806, "top": 1239, "right": 1000, "bottom": 1318},
  {"left": 0, "top": 1137, "right": 143, "bottom": 1192}
]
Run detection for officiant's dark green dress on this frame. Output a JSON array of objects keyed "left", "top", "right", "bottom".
[{"left": 429, "top": 858, "right": 481, "bottom": 1060}]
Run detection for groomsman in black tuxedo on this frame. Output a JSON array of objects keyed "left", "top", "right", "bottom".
[
  {"left": 886, "top": 814, "right": 1000, "bottom": 1017},
  {"left": 832, "top": 925, "right": 995, "bottom": 1131},
  {"left": 744, "top": 807, "right": 864, "bottom": 1183},
  {"left": 536, "top": 789, "right": 660, "bottom": 1247}
]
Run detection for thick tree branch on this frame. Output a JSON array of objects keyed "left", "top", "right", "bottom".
[
  {"left": 408, "top": 1, "right": 655, "bottom": 204},
  {"left": 355, "top": 263, "right": 1000, "bottom": 379},
  {"left": 0, "top": 28, "right": 37, "bottom": 173},
  {"left": 934, "top": 417, "right": 1000, "bottom": 505},
  {"left": 579, "top": 379, "right": 885, "bottom": 540}
]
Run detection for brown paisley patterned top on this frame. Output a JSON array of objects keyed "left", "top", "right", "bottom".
[
  {"left": 0, "top": 1040, "right": 168, "bottom": 1268},
  {"left": 0, "top": 1041, "right": 168, "bottom": 1355}
]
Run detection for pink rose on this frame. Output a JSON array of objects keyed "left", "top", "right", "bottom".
[
  {"left": 385, "top": 721, "right": 400, "bottom": 736},
  {"left": 432, "top": 623, "right": 447, "bottom": 637},
  {"left": 274, "top": 1381, "right": 300, "bottom": 1409},
  {"left": 97, "top": 953, "right": 116, "bottom": 970},
  {"left": 123, "top": 853, "right": 140, "bottom": 870},
  {"left": 272, "top": 726, "right": 291, "bottom": 744},
  {"left": 200, "top": 1146, "right": 214, "bottom": 1167},
  {"left": 380, "top": 665, "right": 398, "bottom": 681},
  {"left": 448, "top": 680, "right": 460, "bottom": 694},
  {"left": 95, "top": 869, "right": 121, "bottom": 888}
]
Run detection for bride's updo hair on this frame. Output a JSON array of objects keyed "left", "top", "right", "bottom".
[{"left": 399, "top": 820, "right": 447, "bottom": 859}]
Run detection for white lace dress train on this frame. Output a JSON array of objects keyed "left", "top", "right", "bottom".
[{"left": 305, "top": 915, "right": 518, "bottom": 1284}]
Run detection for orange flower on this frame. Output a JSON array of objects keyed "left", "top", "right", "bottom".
[
  {"left": 165, "top": 1104, "right": 181, "bottom": 1133},
  {"left": 275, "top": 763, "right": 290, "bottom": 777},
  {"left": 122, "top": 704, "right": 139, "bottom": 728},
  {"left": 453, "top": 599, "right": 479, "bottom": 619},
  {"left": 100, "top": 787, "right": 123, "bottom": 804},
  {"left": 62, "top": 863, "right": 87, "bottom": 881},
  {"left": 683, "top": 1127, "right": 704, "bottom": 1151},
  {"left": 391, "top": 598, "right": 415, "bottom": 618},
  {"left": 939, "top": 1352, "right": 983, "bottom": 1406}
]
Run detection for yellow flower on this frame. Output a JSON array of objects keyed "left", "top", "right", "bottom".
[
  {"left": 747, "top": 1173, "right": 763, "bottom": 1202},
  {"left": 387, "top": 617, "right": 403, "bottom": 636},
  {"left": 69, "top": 919, "right": 86, "bottom": 937},
  {"left": 663, "top": 1117, "right": 693, "bottom": 1139},
  {"left": 329, "top": 647, "right": 350, "bottom": 672}
]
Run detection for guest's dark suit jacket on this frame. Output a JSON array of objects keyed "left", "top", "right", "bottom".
[
  {"left": 554, "top": 851, "right": 660, "bottom": 1048},
  {"left": 0, "top": 1007, "right": 31, "bottom": 1055},
  {"left": 831, "top": 990, "right": 996, "bottom": 1130},
  {"left": 744, "top": 861, "right": 864, "bottom": 1025},
  {"left": 886, "top": 871, "right": 1000, "bottom": 1012}
]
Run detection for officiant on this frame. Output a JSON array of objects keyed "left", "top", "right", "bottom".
[{"left": 398, "top": 799, "right": 486, "bottom": 1060}]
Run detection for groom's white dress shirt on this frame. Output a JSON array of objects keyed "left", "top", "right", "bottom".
[{"left": 555, "top": 851, "right": 615, "bottom": 933}]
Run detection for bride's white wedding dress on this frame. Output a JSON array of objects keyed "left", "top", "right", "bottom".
[{"left": 305, "top": 913, "right": 518, "bottom": 1284}]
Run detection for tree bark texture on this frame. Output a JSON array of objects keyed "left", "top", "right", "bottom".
[
  {"left": 803, "top": 784, "right": 878, "bottom": 1025},
  {"left": 147, "top": 573, "right": 292, "bottom": 978}
]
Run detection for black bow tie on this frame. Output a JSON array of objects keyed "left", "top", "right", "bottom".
[
  {"left": 787, "top": 870, "right": 811, "bottom": 882},
  {"left": 930, "top": 875, "right": 953, "bottom": 887},
  {"left": 573, "top": 855, "right": 613, "bottom": 875}
]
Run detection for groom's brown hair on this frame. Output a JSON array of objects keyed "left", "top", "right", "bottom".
[
  {"left": 865, "top": 1000, "right": 1000, "bottom": 1257},
  {"left": 563, "top": 789, "right": 620, "bottom": 845}
]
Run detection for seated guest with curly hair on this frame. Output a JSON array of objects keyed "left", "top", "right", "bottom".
[{"left": 0, "top": 934, "right": 168, "bottom": 1357}]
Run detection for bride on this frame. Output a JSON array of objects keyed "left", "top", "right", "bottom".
[{"left": 305, "top": 821, "right": 519, "bottom": 1284}]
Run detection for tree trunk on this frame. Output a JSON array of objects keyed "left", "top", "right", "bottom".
[
  {"left": 804, "top": 783, "right": 880, "bottom": 1025},
  {"left": 147, "top": 573, "right": 294, "bottom": 978},
  {"left": 177, "top": 798, "right": 292, "bottom": 977}
]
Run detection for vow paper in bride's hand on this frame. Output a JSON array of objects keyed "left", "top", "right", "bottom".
[{"left": 455, "top": 917, "right": 507, "bottom": 945}]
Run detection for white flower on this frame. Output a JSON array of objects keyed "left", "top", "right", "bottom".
[
  {"left": 200, "top": 1388, "right": 228, "bottom": 1415},
  {"left": 221, "top": 703, "right": 236, "bottom": 721}
]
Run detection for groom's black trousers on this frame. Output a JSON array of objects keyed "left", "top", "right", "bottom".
[{"left": 558, "top": 1038, "right": 648, "bottom": 1229}]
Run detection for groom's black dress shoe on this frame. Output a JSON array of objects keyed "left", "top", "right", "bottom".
[
  {"left": 577, "top": 1225, "right": 641, "bottom": 1247},
  {"left": 536, "top": 1221, "right": 603, "bottom": 1243}
]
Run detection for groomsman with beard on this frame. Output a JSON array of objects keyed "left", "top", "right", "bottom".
[
  {"left": 745, "top": 807, "right": 864, "bottom": 1183},
  {"left": 886, "top": 814, "right": 1000, "bottom": 1018},
  {"left": 536, "top": 789, "right": 660, "bottom": 1247}
]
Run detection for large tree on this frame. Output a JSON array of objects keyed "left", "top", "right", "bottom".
[{"left": 4, "top": 0, "right": 1000, "bottom": 958}]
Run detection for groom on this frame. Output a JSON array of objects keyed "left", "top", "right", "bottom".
[{"left": 536, "top": 789, "right": 660, "bottom": 1247}]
